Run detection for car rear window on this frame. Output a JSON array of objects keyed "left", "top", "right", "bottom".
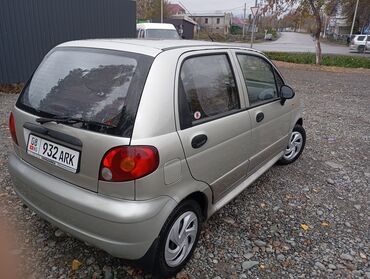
[
  {"left": 17, "top": 47, "right": 154, "bottom": 137},
  {"left": 146, "top": 29, "right": 180, "bottom": 39}
]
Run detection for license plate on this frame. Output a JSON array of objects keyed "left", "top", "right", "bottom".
[{"left": 27, "top": 134, "right": 80, "bottom": 173}]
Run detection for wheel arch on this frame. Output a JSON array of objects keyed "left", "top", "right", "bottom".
[
  {"left": 182, "top": 191, "right": 209, "bottom": 221},
  {"left": 295, "top": 118, "right": 303, "bottom": 126}
]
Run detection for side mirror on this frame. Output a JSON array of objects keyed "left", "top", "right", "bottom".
[{"left": 280, "top": 85, "right": 295, "bottom": 105}]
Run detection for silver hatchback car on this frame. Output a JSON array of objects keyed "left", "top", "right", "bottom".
[
  {"left": 349, "top": 34, "right": 370, "bottom": 53},
  {"left": 8, "top": 40, "right": 305, "bottom": 277}
]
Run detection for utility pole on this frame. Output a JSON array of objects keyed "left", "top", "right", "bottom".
[
  {"left": 161, "top": 0, "right": 164, "bottom": 23},
  {"left": 250, "top": 0, "right": 259, "bottom": 48},
  {"left": 243, "top": 3, "right": 246, "bottom": 38},
  {"left": 243, "top": 3, "right": 247, "bottom": 38},
  {"left": 349, "top": 0, "right": 359, "bottom": 38}
]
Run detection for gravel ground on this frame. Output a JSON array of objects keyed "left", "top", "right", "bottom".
[{"left": 0, "top": 65, "right": 369, "bottom": 279}]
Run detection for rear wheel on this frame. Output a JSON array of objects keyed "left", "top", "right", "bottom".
[
  {"left": 154, "top": 200, "right": 202, "bottom": 277},
  {"left": 278, "top": 124, "right": 306, "bottom": 165},
  {"left": 358, "top": 45, "right": 365, "bottom": 53}
]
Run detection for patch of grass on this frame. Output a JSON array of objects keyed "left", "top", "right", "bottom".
[
  {"left": 0, "top": 83, "right": 24, "bottom": 94},
  {"left": 265, "top": 52, "right": 370, "bottom": 69}
]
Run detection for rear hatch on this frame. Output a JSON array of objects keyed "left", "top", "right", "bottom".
[{"left": 14, "top": 46, "right": 153, "bottom": 192}]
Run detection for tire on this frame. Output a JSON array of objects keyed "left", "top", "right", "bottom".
[
  {"left": 278, "top": 124, "right": 306, "bottom": 165},
  {"left": 154, "top": 200, "right": 202, "bottom": 278},
  {"left": 358, "top": 45, "right": 365, "bottom": 53}
]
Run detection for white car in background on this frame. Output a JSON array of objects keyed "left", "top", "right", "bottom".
[
  {"left": 137, "top": 23, "right": 180, "bottom": 39},
  {"left": 349, "top": 34, "right": 370, "bottom": 53}
]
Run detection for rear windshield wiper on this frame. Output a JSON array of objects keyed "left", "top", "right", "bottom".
[{"left": 36, "top": 116, "right": 114, "bottom": 128}]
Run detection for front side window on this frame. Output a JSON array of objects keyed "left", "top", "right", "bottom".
[
  {"left": 274, "top": 69, "right": 284, "bottom": 92},
  {"left": 237, "top": 54, "right": 278, "bottom": 106},
  {"left": 179, "top": 54, "right": 240, "bottom": 129},
  {"left": 367, "top": 36, "right": 370, "bottom": 41}
]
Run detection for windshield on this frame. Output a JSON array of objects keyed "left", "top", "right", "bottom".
[
  {"left": 146, "top": 29, "right": 180, "bottom": 39},
  {"left": 17, "top": 47, "right": 153, "bottom": 137}
]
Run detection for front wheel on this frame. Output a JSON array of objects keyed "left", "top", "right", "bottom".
[
  {"left": 278, "top": 124, "right": 306, "bottom": 165},
  {"left": 154, "top": 200, "right": 202, "bottom": 277}
]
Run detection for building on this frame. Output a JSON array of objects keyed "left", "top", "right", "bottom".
[
  {"left": 0, "top": 0, "right": 136, "bottom": 84},
  {"left": 327, "top": 16, "right": 351, "bottom": 38},
  {"left": 165, "top": 3, "right": 197, "bottom": 39},
  {"left": 168, "top": 3, "right": 186, "bottom": 15},
  {"left": 191, "top": 13, "right": 233, "bottom": 34},
  {"left": 153, "top": 16, "right": 197, "bottom": 39},
  {"left": 325, "top": 5, "right": 351, "bottom": 38}
]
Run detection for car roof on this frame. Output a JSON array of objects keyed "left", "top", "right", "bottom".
[
  {"left": 136, "top": 23, "right": 176, "bottom": 30},
  {"left": 58, "top": 39, "right": 261, "bottom": 57}
]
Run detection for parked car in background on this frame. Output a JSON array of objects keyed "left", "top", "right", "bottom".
[
  {"left": 264, "top": 33, "right": 273, "bottom": 40},
  {"left": 137, "top": 23, "right": 180, "bottom": 39},
  {"left": 8, "top": 39, "right": 305, "bottom": 277},
  {"left": 349, "top": 34, "right": 370, "bottom": 53}
]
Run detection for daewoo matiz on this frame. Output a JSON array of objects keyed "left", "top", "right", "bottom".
[{"left": 8, "top": 40, "right": 305, "bottom": 277}]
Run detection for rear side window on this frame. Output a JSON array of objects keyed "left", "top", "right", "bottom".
[
  {"left": 357, "top": 36, "right": 365, "bottom": 41},
  {"left": 237, "top": 54, "right": 278, "bottom": 106},
  {"left": 17, "top": 47, "right": 153, "bottom": 137},
  {"left": 178, "top": 54, "right": 240, "bottom": 129}
]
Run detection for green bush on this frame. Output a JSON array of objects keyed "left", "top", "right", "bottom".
[{"left": 265, "top": 52, "right": 370, "bottom": 69}]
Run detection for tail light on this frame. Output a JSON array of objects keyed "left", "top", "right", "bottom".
[
  {"left": 99, "top": 146, "right": 159, "bottom": 182},
  {"left": 9, "top": 112, "right": 18, "bottom": 145}
]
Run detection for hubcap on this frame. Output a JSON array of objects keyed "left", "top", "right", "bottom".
[
  {"left": 165, "top": 211, "right": 198, "bottom": 267},
  {"left": 283, "top": 131, "right": 303, "bottom": 160}
]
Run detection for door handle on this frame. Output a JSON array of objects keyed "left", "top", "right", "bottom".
[
  {"left": 191, "top": 134, "right": 208, "bottom": 149},
  {"left": 256, "top": 112, "right": 264, "bottom": 123}
]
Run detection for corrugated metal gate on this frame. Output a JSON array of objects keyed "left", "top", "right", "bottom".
[{"left": 0, "top": 0, "right": 136, "bottom": 84}]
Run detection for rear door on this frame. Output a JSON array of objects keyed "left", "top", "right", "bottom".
[
  {"left": 233, "top": 52, "right": 292, "bottom": 174},
  {"left": 176, "top": 50, "right": 254, "bottom": 202},
  {"left": 14, "top": 47, "right": 153, "bottom": 194}
]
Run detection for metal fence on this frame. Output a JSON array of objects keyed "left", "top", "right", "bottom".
[{"left": 0, "top": 0, "right": 136, "bottom": 84}]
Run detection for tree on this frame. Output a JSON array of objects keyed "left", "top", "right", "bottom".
[
  {"left": 278, "top": 10, "right": 313, "bottom": 32},
  {"left": 265, "top": 0, "right": 328, "bottom": 64},
  {"left": 136, "top": 0, "right": 171, "bottom": 20},
  {"left": 307, "top": 0, "right": 324, "bottom": 64}
]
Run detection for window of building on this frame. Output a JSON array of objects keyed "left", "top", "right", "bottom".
[
  {"left": 205, "top": 18, "right": 208, "bottom": 24},
  {"left": 217, "top": 18, "right": 220, "bottom": 24}
]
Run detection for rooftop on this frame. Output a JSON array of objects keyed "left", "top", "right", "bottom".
[
  {"left": 58, "top": 39, "right": 259, "bottom": 57},
  {"left": 191, "top": 13, "right": 229, "bottom": 17},
  {"left": 168, "top": 3, "right": 186, "bottom": 15}
]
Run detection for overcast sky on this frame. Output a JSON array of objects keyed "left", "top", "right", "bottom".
[{"left": 177, "top": 0, "right": 258, "bottom": 16}]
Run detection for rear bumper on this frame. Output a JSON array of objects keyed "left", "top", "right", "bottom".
[{"left": 8, "top": 152, "right": 177, "bottom": 259}]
